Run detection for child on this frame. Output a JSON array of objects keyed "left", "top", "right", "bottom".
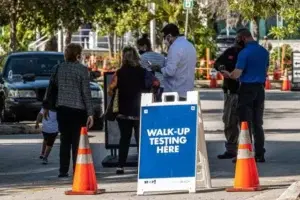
[{"left": 35, "top": 108, "right": 58, "bottom": 165}]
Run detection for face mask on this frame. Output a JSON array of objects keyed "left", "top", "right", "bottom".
[{"left": 164, "top": 35, "right": 172, "bottom": 47}]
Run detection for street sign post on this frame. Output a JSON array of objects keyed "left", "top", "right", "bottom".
[
  {"left": 183, "top": 0, "right": 194, "bottom": 9},
  {"left": 292, "top": 52, "right": 300, "bottom": 91},
  {"left": 183, "top": 0, "right": 194, "bottom": 37}
]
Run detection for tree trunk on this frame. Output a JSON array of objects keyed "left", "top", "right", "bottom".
[
  {"left": 65, "top": 28, "right": 72, "bottom": 45},
  {"left": 113, "top": 32, "right": 117, "bottom": 58},
  {"left": 45, "top": 35, "right": 58, "bottom": 51},
  {"left": 107, "top": 33, "right": 113, "bottom": 58},
  {"left": 253, "top": 17, "right": 260, "bottom": 42},
  {"left": 9, "top": 0, "right": 18, "bottom": 52}
]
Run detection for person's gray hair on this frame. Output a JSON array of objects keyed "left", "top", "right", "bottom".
[{"left": 237, "top": 28, "right": 252, "bottom": 37}]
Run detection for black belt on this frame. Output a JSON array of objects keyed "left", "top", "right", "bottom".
[
  {"left": 224, "top": 90, "right": 238, "bottom": 95},
  {"left": 240, "top": 82, "right": 264, "bottom": 86}
]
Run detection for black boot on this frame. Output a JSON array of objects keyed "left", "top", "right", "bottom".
[
  {"left": 255, "top": 155, "right": 265, "bottom": 163},
  {"left": 217, "top": 152, "right": 236, "bottom": 159}
]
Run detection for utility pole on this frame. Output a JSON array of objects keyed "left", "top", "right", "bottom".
[{"left": 183, "top": 0, "right": 194, "bottom": 37}]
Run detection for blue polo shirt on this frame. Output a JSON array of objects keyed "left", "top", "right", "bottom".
[{"left": 236, "top": 41, "right": 269, "bottom": 83}]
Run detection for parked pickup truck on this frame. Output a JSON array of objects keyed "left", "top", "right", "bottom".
[{"left": 0, "top": 51, "right": 104, "bottom": 130}]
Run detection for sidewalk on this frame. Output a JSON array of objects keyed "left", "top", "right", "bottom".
[
  {"left": 0, "top": 133, "right": 299, "bottom": 200},
  {"left": 194, "top": 79, "right": 283, "bottom": 89}
]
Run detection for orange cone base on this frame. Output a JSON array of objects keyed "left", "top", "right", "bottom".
[
  {"left": 226, "top": 187, "right": 262, "bottom": 192},
  {"left": 65, "top": 189, "right": 105, "bottom": 195}
]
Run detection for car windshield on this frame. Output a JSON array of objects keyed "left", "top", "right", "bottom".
[
  {"left": 216, "top": 38, "right": 236, "bottom": 44},
  {"left": 3, "top": 55, "right": 65, "bottom": 78}
]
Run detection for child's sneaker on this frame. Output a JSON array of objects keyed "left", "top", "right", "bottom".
[
  {"left": 42, "top": 158, "right": 48, "bottom": 165},
  {"left": 116, "top": 167, "right": 124, "bottom": 175},
  {"left": 39, "top": 155, "right": 44, "bottom": 159}
]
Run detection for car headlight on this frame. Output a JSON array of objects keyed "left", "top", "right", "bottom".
[
  {"left": 8, "top": 90, "right": 37, "bottom": 98},
  {"left": 91, "top": 90, "right": 102, "bottom": 99}
]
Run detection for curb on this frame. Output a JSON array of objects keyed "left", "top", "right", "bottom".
[
  {"left": 0, "top": 124, "right": 39, "bottom": 135},
  {"left": 277, "top": 181, "right": 300, "bottom": 200}
]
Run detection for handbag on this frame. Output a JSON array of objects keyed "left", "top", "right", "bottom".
[
  {"left": 104, "top": 89, "right": 119, "bottom": 121},
  {"left": 43, "top": 64, "right": 60, "bottom": 110}
]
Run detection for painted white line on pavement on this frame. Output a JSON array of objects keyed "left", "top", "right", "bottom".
[
  {"left": 0, "top": 167, "right": 58, "bottom": 176},
  {"left": 277, "top": 181, "right": 300, "bottom": 200},
  {"left": 103, "top": 174, "right": 137, "bottom": 179}
]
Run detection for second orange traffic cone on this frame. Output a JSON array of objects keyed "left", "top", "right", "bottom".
[
  {"left": 281, "top": 69, "right": 291, "bottom": 91},
  {"left": 226, "top": 122, "right": 261, "bottom": 192},
  {"left": 65, "top": 127, "right": 105, "bottom": 195},
  {"left": 265, "top": 76, "right": 271, "bottom": 90},
  {"left": 209, "top": 75, "right": 217, "bottom": 88}
]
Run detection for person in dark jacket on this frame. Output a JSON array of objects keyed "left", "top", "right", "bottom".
[
  {"left": 43, "top": 43, "right": 94, "bottom": 177},
  {"left": 214, "top": 41, "right": 244, "bottom": 160},
  {"left": 108, "top": 46, "right": 160, "bottom": 175}
]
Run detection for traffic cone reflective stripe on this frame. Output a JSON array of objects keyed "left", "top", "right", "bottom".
[
  {"left": 265, "top": 77, "right": 271, "bottom": 90},
  {"left": 65, "top": 127, "right": 105, "bottom": 195},
  {"left": 236, "top": 149, "right": 254, "bottom": 159},
  {"left": 282, "top": 69, "right": 291, "bottom": 91},
  {"left": 226, "top": 122, "right": 261, "bottom": 192},
  {"left": 237, "top": 122, "right": 253, "bottom": 151}
]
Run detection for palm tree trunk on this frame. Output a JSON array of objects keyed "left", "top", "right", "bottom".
[
  {"left": 65, "top": 28, "right": 72, "bottom": 45},
  {"left": 107, "top": 33, "right": 113, "bottom": 58},
  {"left": 253, "top": 17, "right": 260, "bottom": 42},
  {"left": 9, "top": 0, "right": 18, "bottom": 52}
]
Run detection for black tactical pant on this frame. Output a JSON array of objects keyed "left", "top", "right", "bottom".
[
  {"left": 238, "top": 83, "right": 266, "bottom": 156},
  {"left": 223, "top": 93, "right": 239, "bottom": 155}
]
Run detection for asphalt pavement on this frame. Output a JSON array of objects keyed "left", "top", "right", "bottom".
[{"left": 0, "top": 89, "right": 300, "bottom": 200}]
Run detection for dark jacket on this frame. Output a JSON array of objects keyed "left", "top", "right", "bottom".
[
  {"left": 214, "top": 46, "right": 242, "bottom": 93},
  {"left": 108, "top": 65, "right": 160, "bottom": 118}
]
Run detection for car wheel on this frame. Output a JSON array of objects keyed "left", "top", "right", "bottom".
[
  {"left": 0, "top": 103, "right": 15, "bottom": 123},
  {"left": 0, "top": 97, "right": 5, "bottom": 123},
  {"left": 92, "top": 117, "right": 104, "bottom": 131}
]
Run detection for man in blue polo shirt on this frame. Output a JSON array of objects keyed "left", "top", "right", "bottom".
[{"left": 221, "top": 28, "right": 269, "bottom": 163}]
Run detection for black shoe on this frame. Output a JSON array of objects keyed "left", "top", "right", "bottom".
[
  {"left": 58, "top": 173, "right": 69, "bottom": 178},
  {"left": 217, "top": 152, "right": 236, "bottom": 159},
  {"left": 232, "top": 157, "right": 237, "bottom": 163},
  {"left": 42, "top": 158, "right": 48, "bottom": 165},
  {"left": 116, "top": 167, "right": 124, "bottom": 175},
  {"left": 39, "top": 155, "right": 44, "bottom": 159},
  {"left": 255, "top": 155, "right": 265, "bottom": 163}
]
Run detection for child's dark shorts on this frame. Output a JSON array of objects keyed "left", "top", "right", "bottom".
[{"left": 43, "top": 132, "right": 58, "bottom": 147}]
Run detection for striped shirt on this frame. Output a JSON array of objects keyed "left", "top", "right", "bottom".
[{"left": 140, "top": 52, "right": 166, "bottom": 88}]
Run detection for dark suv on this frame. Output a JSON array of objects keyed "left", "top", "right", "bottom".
[{"left": 0, "top": 52, "right": 104, "bottom": 130}]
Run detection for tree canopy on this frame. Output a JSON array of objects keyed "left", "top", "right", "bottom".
[{"left": 0, "top": 0, "right": 300, "bottom": 55}]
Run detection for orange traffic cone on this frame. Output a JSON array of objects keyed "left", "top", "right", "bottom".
[
  {"left": 265, "top": 76, "right": 271, "bottom": 90},
  {"left": 281, "top": 69, "right": 291, "bottom": 91},
  {"left": 65, "top": 127, "right": 105, "bottom": 195},
  {"left": 226, "top": 122, "right": 261, "bottom": 192},
  {"left": 209, "top": 75, "right": 217, "bottom": 88}
]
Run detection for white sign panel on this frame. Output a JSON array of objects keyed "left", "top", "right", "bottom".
[
  {"left": 292, "top": 52, "right": 300, "bottom": 84},
  {"left": 137, "top": 91, "right": 212, "bottom": 195}
]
